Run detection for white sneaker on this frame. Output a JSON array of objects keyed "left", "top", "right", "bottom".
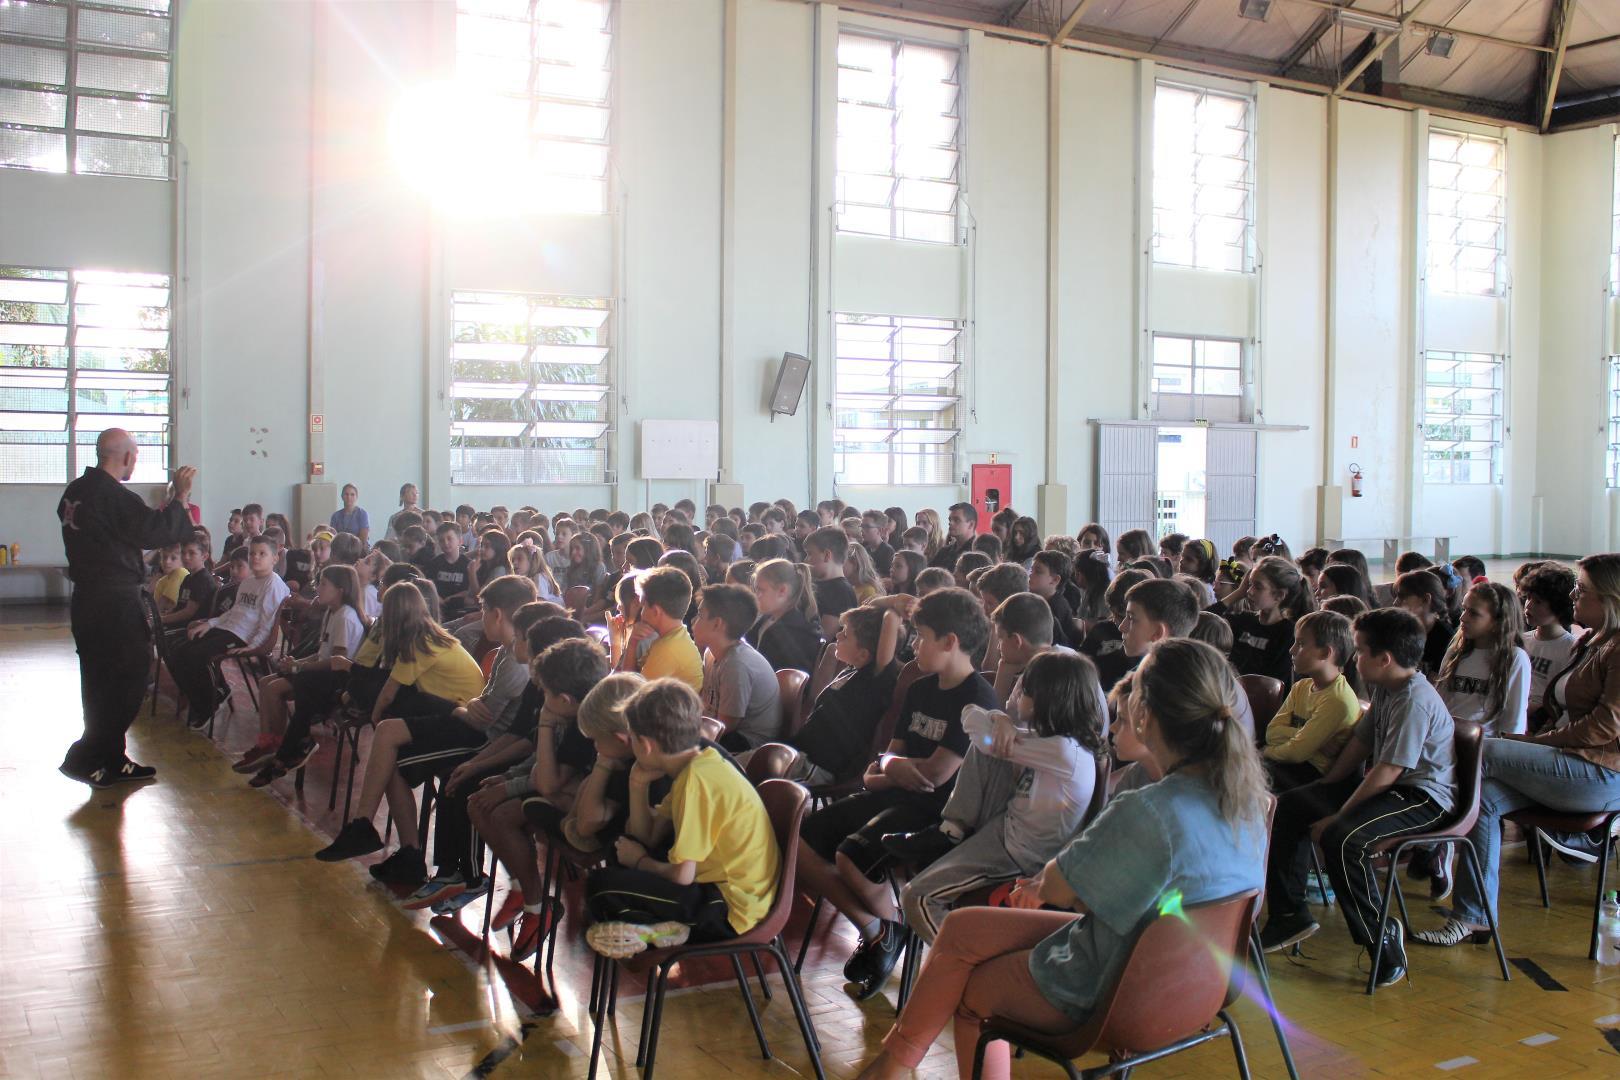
[
  {"left": 586, "top": 921, "right": 690, "bottom": 959},
  {"left": 1537, "top": 828, "right": 1600, "bottom": 864}
]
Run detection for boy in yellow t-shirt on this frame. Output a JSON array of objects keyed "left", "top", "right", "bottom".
[
  {"left": 584, "top": 678, "right": 779, "bottom": 959},
  {"left": 629, "top": 566, "right": 704, "bottom": 692},
  {"left": 1264, "top": 610, "right": 1362, "bottom": 788}
]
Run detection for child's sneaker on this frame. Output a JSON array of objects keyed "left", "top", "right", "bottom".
[
  {"left": 432, "top": 877, "right": 490, "bottom": 915},
  {"left": 511, "top": 899, "right": 564, "bottom": 962},
  {"left": 368, "top": 846, "right": 427, "bottom": 885},
  {"left": 233, "top": 740, "right": 279, "bottom": 773},
  {"left": 279, "top": 738, "right": 320, "bottom": 772},
  {"left": 586, "top": 921, "right": 690, "bottom": 959},
  {"left": 491, "top": 888, "right": 526, "bottom": 932},
  {"left": 314, "top": 818, "right": 384, "bottom": 862},
  {"left": 404, "top": 872, "right": 469, "bottom": 910}
]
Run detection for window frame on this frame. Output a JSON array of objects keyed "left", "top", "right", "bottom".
[
  {"left": 1421, "top": 348, "right": 1504, "bottom": 486},
  {"left": 447, "top": 288, "right": 615, "bottom": 487},
  {"left": 1607, "top": 355, "right": 1620, "bottom": 489},
  {"left": 0, "top": 263, "right": 174, "bottom": 485},
  {"left": 1611, "top": 134, "right": 1620, "bottom": 297},
  {"left": 831, "top": 310, "right": 964, "bottom": 488},
  {"left": 1425, "top": 127, "right": 1507, "bottom": 298},
  {"left": 1150, "top": 78, "right": 1256, "bottom": 274},
  {"left": 0, "top": 0, "right": 175, "bottom": 180},
  {"left": 833, "top": 30, "right": 963, "bottom": 246},
  {"left": 1148, "top": 332, "right": 1249, "bottom": 423}
]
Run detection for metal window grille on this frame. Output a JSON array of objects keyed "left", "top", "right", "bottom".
[
  {"left": 1, "top": 265, "right": 172, "bottom": 483},
  {"left": 1152, "top": 81, "right": 1253, "bottom": 273},
  {"left": 1427, "top": 130, "right": 1505, "bottom": 297},
  {"left": 834, "top": 32, "right": 960, "bottom": 245},
  {"left": 449, "top": 290, "right": 612, "bottom": 485},
  {"left": 0, "top": 0, "right": 172, "bottom": 179},
  {"left": 1422, "top": 350, "right": 1502, "bottom": 485},
  {"left": 1149, "top": 334, "right": 1246, "bottom": 422},
  {"left": 1608, "top": 356, "right": 1620, "bottom": 489},
  {"left": 833, "top": 312, "right": 962, "bottom": 486},
  {"left": 1612, "top": 137, "right": 1619, "bottom": 296},
  {"left": 455, "top": 0, "right": 612, "bottom": 214}
]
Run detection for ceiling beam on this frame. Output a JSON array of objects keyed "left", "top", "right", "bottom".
[
  {"left": 1150, "top": 0, "right": 1205, "bottom": 54},
  {"left": 1537, "top": 0, "right": 1577, "bottom": 132},
  {"left": 1280, "top": 0, "right": 1554, "bottom": 54},
  {"left": 1278, "top": 4, "right": 1347, "bottom": 76},
  {"left": 1567, "top": 33, "right": 1620, "bottom": 53},
  {"left": 1052, "top": 0, "right": 1100, "bottom": 44},
  {"left": 1334, "top": 0, "right": 1438, "bottom": 95}
]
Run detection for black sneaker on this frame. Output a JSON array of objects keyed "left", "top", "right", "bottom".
[
  {"left": 369, "top": 846, "right": 427, "bottom": 885},
  {"left": 1428, "top": 848, "right": 1454, "bottom": 903},
  {"left": 1404, "top": 847, "right": 1434, "bottom": 882},
  {"left": 1373, "top": 920, "right": 1408, "bottom": 988},
  {"left": 1259, "top": 914, "right": 1320, "bottom": 954},
  {"left": 851, "top": 920, "right": 908, "bottom": 1001},
  {"left": 107, "top": 758, "right": 157, "bottom": 784},
  {"left": 314, "top": 818, "right": 384, "bottom": 862},
  {"left": 880, "top": 828, "right": 959, "bottom": 869},
  {"left": 247, "top": 761, "right": 288, "bottom": 788},
  {"left": 278, "top": 738, "right": 320, "bottom": 772},
  {"left": 843, "top": 932, "right": 878, "bottom": 980},
  {"left": 186, "top": 707, "right": 213, "bottom": 731},
  {"left": 59, "top": 761, "right": 115, "bottom": 789}
]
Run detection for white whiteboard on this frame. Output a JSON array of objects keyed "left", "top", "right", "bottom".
[{"left": 639, "top": 419, "right": 720, "bottom": 480}]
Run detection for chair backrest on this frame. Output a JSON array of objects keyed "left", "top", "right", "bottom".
[
  {"left": 807, "top": 639, "right": 841, "bottom": 703},
  {"left": 1068, "top": 890, "right": 1262, "bottom": 1058},
  {"left": 1237, "top": 674, "right": 1285, "bottom": 739},
  {"left": 748, "top": 779, "right": 811, "bottom": 940},
  {"left": 1440, "top": 720, "right": 1485, "bottom": 837},
  {"left": 564, "top": 584, "right": 592, "bottom": 615},
  {"left": 777, "top": 668, "right": 809, "bottom": 735},
  {"left": 745, "top": 742, "right": 800, "bottom": 786},
  {"left": 142, "top": 591, "right": 166, "bottom": 654},
  {"left": 875, "top": 658, "right": 924, "bottom": 750}
]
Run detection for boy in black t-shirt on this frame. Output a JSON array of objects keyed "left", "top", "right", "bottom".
[
  {"left": 797, "top": 587, "right": 997, "bottom": 1000},
  {"left": 424, "top": 521, "right": 472, "bottom": 611},
  {"left": 162, "top": 538, "right": 219, "bottom": 640},
  {"left": 804, "top": 525, "right": 858, "bottom": 640},
  {"left": 1029, "top": 549, "right": 1076, "bottom": 649}
]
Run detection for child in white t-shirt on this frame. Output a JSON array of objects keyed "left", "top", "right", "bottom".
[
  {"left": 1515, "top": 561, "right": 1577, "bottom": 730},
  {"left": 1437, "top": 582, "right": 1530, "bottom": 737}
]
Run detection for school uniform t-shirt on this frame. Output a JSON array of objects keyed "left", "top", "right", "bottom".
[
  {"left": 1438, "top": 646, "right": 1531, "bottom": 737},
  {"left": 389, "top": 638, "right": 486, "bottom": 705},
  {"left": 1044, "top": 591, "right": 1076, "bottom": 649},
  {"left": 864, "top": 541, "right": 895, "bottom": 577},
  {"left": 423, "top": 552, "right": 471, "bottom": 601},
  {"left": 1263, "top": 674, "right": 1361, "bottom": 773},
  {"left": 661, "top": 747, "right": 781, "bottom": 934},
  {"left": 703, "top": 640, "right": 783, "bottom": 748},
  {"left": 896, "top": 671, "right": 1000, "bottom": 800},
  {"left": 154, "top": 566, "right": 186, "bottom": 607},
  {"left": 642, "top": 625, "right": 704, "bottom": 691},
  {"left": 176, "top": 567, "right": 218, "bottom": 615},
  {"left": 1218, "top": 609, "right": 1295, "bottom": 685},
  {"left": 1354, "top": 671, "right": 1456, "bottom": 812},
  {"left": 811, "top": 577, "right": 858, "bottom": 624},
  {"left": 316, "top": 605, "right": 366, "bottom": 661},
  {"left": 746, "top": 608, "right": 823, "bottom": 675},
  {"left": 1523, "top": 629, "right": 1576, "bottom": 708},
  {"left": 790, "top": 661, "right": 900, "bottom": 780}
]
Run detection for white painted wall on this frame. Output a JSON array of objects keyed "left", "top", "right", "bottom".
[{"left": 4, "top": 0, "right": 1618, "bottom": 601}]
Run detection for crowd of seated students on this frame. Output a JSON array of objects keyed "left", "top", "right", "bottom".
[{"left": 127, "top": 489, "right": 1620, "bottom": 1077}]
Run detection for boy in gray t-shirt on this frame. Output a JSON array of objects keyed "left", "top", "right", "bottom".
[
  {"left": 693, "top": 583, "right": 784, "bottom": 750},
  {"left": 1260, "top": 607, "right": 1456, "bottom": 990}
]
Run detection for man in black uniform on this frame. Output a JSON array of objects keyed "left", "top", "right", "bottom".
[{"left": 58, "top": 427, "right": 198, "bottom": 788}]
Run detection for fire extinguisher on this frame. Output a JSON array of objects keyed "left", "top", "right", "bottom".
[{"left": 1349, "top": 463, "right": 1364, "bottom": 498}]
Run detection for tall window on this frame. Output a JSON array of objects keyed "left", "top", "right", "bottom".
[
  {"left": 1608, "top": 356, "right": 1620, "bottom": 488},
  {"left": 1152, "top": 81, "right": 1253, "bottom": 273},
  {"left": 454, "top": 0, "right": 612, "bottom": 214},
  {"left": 833, "top": 312, "right": 962, "bottom": 486},
  {"left": 1422, "top": 350, "right": 1502, "bottom": 485},
  {"left": 0, "top": 0, "right": 172, "bottom": 178},
  {"left": 1, "top": 266, "right": 171, "bottom": 483},
  {"left": 449, "top": 290, "right": 612, "bottom": 485},
  {"left": 1150, "top": 334, "right": 1245, "bottom": 422},
  {"left": 1427, "top": 130, "right": 1505, "bottom": 297},
  {"left": 1611, "top": 137, "right": 1620, "bottom": 295},
  {"left": 835, "top": 33, "right": 961, "bottom": 244}
]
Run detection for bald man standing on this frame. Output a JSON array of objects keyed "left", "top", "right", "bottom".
[{"left": 57, "top": 428, "right": 198, "bottom": 788}]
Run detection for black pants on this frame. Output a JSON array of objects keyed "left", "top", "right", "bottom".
[
  {"left": 800, "top": 787, "right": 948, "bottom": 882},
  {"left": 166, "top": 628, "right": 245, "bottom": 722},
  {"left": 1265, "top": 774, "right": 1361, "bottom": 922},
  {"left": 431, "top": 763, "right": 507, "bottom": 880},
  {"left": 1319, "top": 787, "right": 1448, "bottom": 947},
  {"left": 65, "top": 586, "right": 151, "bottom": 772},
  {"left": 273, "top": 669, "right": 347, "bottom": 761},
  {"left": 585, "top": 866, "right": 736, "bottom": 943},
  {"left": 1265, "top": 759, "right": 1323, "bottom": 795}
]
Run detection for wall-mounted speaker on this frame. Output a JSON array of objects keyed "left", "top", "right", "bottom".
[{"left": 769, "top": 352, "right": 811, "bottom": 418}]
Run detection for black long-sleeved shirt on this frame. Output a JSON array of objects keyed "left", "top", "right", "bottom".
[{"left": 58, "top": 467, "right": 193, "bottom": 589}]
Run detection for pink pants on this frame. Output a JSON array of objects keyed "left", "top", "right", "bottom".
[{"left": 881, "top": 906, "right": 1081, "bottom": 1080}]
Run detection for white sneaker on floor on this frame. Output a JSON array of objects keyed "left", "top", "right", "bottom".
[{"left": 585, "top": 921, "right": 690, "bottom": 959}]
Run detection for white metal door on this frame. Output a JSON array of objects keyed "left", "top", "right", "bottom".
[
  {"left": 1206, "top": 427, "right": 1257, "bottom": 554},
  {"left": 1097, "top": 424, "right": 1157, "bottom": 545}
]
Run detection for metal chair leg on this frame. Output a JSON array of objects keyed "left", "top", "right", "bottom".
[
  {"left": 637, "top": 965, "right": 666, "bottom": 1077},
  {"left": 772, "top": 940, "right": 826, "bottom": 1078},
  {"left": 732, "top": 954, "right": 772, "bottom": 1061},
  {"left": 795, "top": 895, "right": 823, "bottom": 973},
  {"left": 1365, "top": 854, "right": 1401, "bottom": 995},
  {"left": 1457, "top": 840, "right": 1511, "bottom": 980},
  {"left": 1220, "top": 1009, "right": 1252, "bottom": 1080},
  {"left": 1531, "top": 828, "right": 1551, "bottom": 908},
  {"left": 586, "top": 953, "right": 609, "bottom": 1080},
  {"left": 750, "top": 951, "right": 773, "bottom": 1001},
  {"left": 636, "top": 960, "right": 661, "bottom": 1067},
  {"left": 1591, "top": 833, "right": 1615, "bottom": 961},
  {"left": 1247, "top": 929, "right": 1301, "bottom": 1080}
]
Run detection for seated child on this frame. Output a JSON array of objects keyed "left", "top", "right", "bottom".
[
  {"left": 169, "top": 535, "right": 290, "bottom": 729},
  {"left": 1259, "top": 607, "right": 1457, "bottom": 991},
  {"left": 1435, "top": 582, "right": 1530, "bottom": 738},
  {"left": 618, "top": 565, "right": 702, "bottom": 690},
  {"left": 796, "top": 588, "right": 998, "bottom": 1000},
  {"left": 745, "top": 559, "right": 823, "bottom": 674},
  {"left": 1516, "top": 561, "right": 1577, "bottom": 732},
  {"left": 161, "top": 537, "right": 218, "bottom": 637},
  {"left": 1077, "top": 568, "right": 1150, "bottom": 692},
  {"left": 1262, "top": 610, "right": 1361, "bottom": 792},
  {"left": 1028, "top": 550, "right": 1075, "bottom": 649},
  {"left": 692, "top": 584, "right": 783, "bottom": 751},
  {"left": 805, "top": 526, "right": 859, "bottom": 640},
  {"left": 150, "top": 544, "right": 186, "bottom": 613},
  {"left": 584, "top": 679, "right": 781, "bottom": 959}
]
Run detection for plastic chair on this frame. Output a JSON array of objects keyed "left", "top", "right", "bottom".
[
  {"left": 970, "top": 890, "right": 1261, "bottom": 1080},
  {"left": 1237, "top": 674, "right": 1285, "bottom": 741},
  {"left": 1505, "top": 807, "right": 1620, "bottom": 960},
  {"left": 585, "top": 779, "right": 825, "bottom": 1080},
  {"left": 1364, "top": 721, "right": 1511, "bottom": 995},
  {"left": 745, "top": 743, "right": 800, "bottom": 786},
  {"left": 777, "top": 668, "right": 809, "bottom": 736},
  {"left": 806, "top": 640, "right": 841, "bottom": 704},
  {"left": 143, "top": 591, "right": 182, "bottom": 719},
  {"left": 564, "top": 585, "right": 592, "bottom": 619}
]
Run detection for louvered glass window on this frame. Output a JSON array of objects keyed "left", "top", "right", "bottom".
[
  {"left": 0, "top": 0, "right": 172, "bottom": 178},
  {"left": 1422, "top": 350, "right": 1502, "bottom": 484},
  {"left": 835, "top": 33, "right": 960, "bottom": 244},
  {"left": 1153, "top": 81, "right": 1253, "bottom": 273},
  {"left": 1, "top": 266, "right": 171, "bottom": 483},
  {"left": 1608, "top": 356, "right": 1620, "bottom": 488},
  {"left": 449, "top": 291, "right": 612, "bottom": 484},
  {"left": 455, "top": 0, "right": 612, "bottom": 214},
  {"left": 1150, "top": 334, "right": 1246, "bottom": 422},
  {"left": 833, "top": 313, "right": 961, "bottom": 486},
  {"left": 1428, "top": 130, "right": 1505, "bottom": 297}
]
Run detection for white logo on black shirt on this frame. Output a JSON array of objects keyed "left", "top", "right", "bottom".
[{"left": 908, "top": 711, "right": 947, "bottom": 742}]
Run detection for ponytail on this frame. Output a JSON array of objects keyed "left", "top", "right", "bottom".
[{"left": 755, "top": 558, "right": 821, "bottom": 623}]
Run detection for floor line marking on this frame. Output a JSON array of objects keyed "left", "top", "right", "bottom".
[
  {"left": 430, "top": 1019, "right": 494, "bottom": 1035},
  {"left": 1435, "top": 1057, "right": 1478, "bottom": 1071},
  {"left": 1520, "top": 1032, "right": 1558, "bottom": 1046}
]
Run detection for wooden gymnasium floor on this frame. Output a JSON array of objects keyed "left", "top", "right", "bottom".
[{"left": 3, "top": 596, "right": 1620, "bottom": 1079}]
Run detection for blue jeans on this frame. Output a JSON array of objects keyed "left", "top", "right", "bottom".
[{"left": 1452, "top": 739, "right": 1620, "bottom": 925}]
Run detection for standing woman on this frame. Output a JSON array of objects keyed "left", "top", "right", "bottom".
[
  {"left": 387, "top": 483, "right": 421, "bottom": 539},
  {"left": 330, "top": 483, "right": 371, "bottom": 547},
  {"left": 853, "top": 639, "right": 1267, "bottom": 1080},
  {"left": 1417, "top": 554, "right": 1620, "bottom": 946}
]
